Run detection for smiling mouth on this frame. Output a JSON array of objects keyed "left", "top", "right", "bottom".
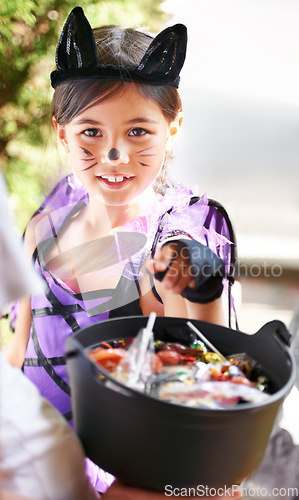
[
  {"left": 98, "top": 175, "right": 134, "bottom": 188},
  {"left": 100, "top": 175, "right": 132, "bottom": 183}
]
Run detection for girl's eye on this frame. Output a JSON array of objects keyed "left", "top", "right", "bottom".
[
  {"left": 82, "top": 128, "right": 101, "bottom": 137},
  {"left": 128, "top": 127, "right": 149, "bottom": 137}
]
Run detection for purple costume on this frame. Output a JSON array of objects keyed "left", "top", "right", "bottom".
[{"left": 21, "top": 174, "right": 236, "bottom": 492}]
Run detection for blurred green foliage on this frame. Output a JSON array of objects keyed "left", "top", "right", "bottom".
[{"left": 0, "top": 0, "right": 167, "bottom": 232}]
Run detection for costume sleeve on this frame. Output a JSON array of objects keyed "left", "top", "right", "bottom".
[
  {"left": 154, "top": 191, "right": 236, "bottom": 322},
  {"left": 157, "top": 193, "right": 233, "bottom": 274}
]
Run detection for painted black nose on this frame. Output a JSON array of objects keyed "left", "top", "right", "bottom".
[{"left": 107, "top": 148, "right": 120, "bottom": 161}]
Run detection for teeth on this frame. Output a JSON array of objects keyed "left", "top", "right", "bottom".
[{"left": 101, "top": 175, "right": 129, "bottom": 183}]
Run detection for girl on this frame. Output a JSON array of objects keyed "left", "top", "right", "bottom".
[{"left": 6, "top": 6, "right": 235, "bottom": 495}]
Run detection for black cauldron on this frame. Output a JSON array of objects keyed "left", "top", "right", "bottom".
[{"left": 65, "top": 317, "right": 296, "bottom": 491}]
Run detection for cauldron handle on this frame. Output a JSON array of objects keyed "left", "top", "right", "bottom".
[{"left": 254, "top": 320, "right": 292, "bottom": 346}]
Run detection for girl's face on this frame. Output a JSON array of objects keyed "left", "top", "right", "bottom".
[{"left": 55, "top": 84, "right": 179, "bottom": 207}]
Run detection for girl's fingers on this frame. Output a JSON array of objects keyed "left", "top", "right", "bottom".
[
  {"left": 146, "top": 244, "right": 177, "bottom": 274},
  {"left": 153, "top": 245, "right": 195, "bottom": 292},
  {"left": 161, "top": 257, "right": 190, "bottom": 292},
  {"left": 147, "top": 243, "right": 196, "bottom": 294},
  {"left": 188, "top": 278, "right": 196, "bottom": 288}
]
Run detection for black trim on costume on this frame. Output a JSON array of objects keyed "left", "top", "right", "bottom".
[
  {"left": 149, "top": 272, "right": 163, "bottom": 304},
  {"left": 31, "top": 321, "right": 71, "bottom": 397},
  {"left": 44, "top": 284, "right": 81, "bottom": 333},
  {"left": 63, "top": 411, "right": 73, "bottom": 422},
  {"left": 149, "top": 209, "right": 173, "bottom": 304},
  {"left": 27, "top": 251, "right": 79, "bottom": 395},
  {"left": 24, "top": 356, "right": 66, "bottom": 366},
  {"left": 150, "top": 211, "right": 172, "bottom": 259},
  {"left": 109, "top": 260, "right": 143, "bottom": 318},
  {"left": 32, "top": 304, "right": 83, "bottom": 317},
  {"left": 190, "top": 196, "right": 238, "bottom": 328}
]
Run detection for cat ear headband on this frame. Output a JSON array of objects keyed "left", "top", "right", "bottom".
[{"left": 50, "top": 7, "right": 187, "bottom": 89}]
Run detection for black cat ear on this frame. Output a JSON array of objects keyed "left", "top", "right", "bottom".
[
  {"left": 51, "top": 8, "right": 187, "bottom": 88},
  {"left": 55, "top": 7, "right": 97, "bottom": 71},
  {"left": 136, "top": 24, "right": 187, "bottom": 86}
]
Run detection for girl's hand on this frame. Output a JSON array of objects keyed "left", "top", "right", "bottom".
[
  {"left": 148, "top": 239, "right": 225, "bottom": 304},
  {"left": 103, "top": 480, "right": 242, "bottom": 499},
  {"left": 147, "top": 240, "right": 196, "bottom": 295}
]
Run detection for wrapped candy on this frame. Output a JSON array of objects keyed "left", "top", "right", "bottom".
[
  {"left": 110, "top": 312, "right": 161, "bottom": 389},
  {"left": 88, "top": 319, "right": 270, "bottom": 409}
]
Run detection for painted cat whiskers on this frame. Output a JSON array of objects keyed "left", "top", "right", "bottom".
[
  {"left": 136, "top": 145, "right": 158, "bottom": 167},
  {"left": 80, "top": 146, "right": 98, "bottom": 171},
  {"left": 79, "top": 144, "right": 159, "bottom": 170}
]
